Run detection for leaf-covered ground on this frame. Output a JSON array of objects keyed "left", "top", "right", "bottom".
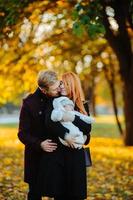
[{"left": 0, "top": 116, "right": 133, "bottom": 200}]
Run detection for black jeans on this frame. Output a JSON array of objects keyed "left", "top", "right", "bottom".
[
  {"left": 54, "top": 196, "right": 84, "bottom": 200},
  {"left": 27, "top": 184, "right": 84, "bottom": 200},
  {"left": 27, "top": 184, "right": 42, "bottom": 200}
]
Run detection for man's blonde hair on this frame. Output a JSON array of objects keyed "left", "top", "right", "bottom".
[{"left": 37, "top": 70, "right": 57, "bottom": 89}]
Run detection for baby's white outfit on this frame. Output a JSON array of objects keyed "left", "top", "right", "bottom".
[{"left": 51, "top": 96, "right": 94, "bottom": 149}]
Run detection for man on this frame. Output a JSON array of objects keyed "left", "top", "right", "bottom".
[
  {"left": 18, "top": 70, "right": 90, "bottom": 200},
  {"left": 18, "top": 70, "right": 77, "bottom": 200}
]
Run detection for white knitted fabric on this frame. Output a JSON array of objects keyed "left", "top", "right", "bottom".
[{"left": 51, "top": 96, "right": 94, "bottom": 149}]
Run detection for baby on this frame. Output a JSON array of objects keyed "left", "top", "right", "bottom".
[{"left": 51, "top": 96, "right": 94, "bottom": 149}]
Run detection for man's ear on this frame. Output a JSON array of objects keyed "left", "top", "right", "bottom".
[{"left": 39, "top": 87, "right": 47, "bottom": 94}]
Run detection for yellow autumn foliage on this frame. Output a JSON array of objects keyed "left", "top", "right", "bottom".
[{"left": 0, "top": 117, "right": 132, "bottom": 200}]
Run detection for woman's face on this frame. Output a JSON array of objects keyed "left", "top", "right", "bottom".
[{"left": 59, "top": 81, "right": 68, "bottom": 96}]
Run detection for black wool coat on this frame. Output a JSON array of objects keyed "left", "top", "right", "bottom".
[
  {"left": 36, "top": 97, "right": 92, "bottom": 199},
  {"left": 18, "top": 88, "right": 69, "bottom": 184},
  {"left": 18, "top": 88, "right": 91, "bottom": 189}
]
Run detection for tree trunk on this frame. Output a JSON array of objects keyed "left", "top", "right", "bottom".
[
  {"left": 109, "top": 82, "right": 123, "bottom": 135},
  {"left": 103, "top": 62, "right": 124, "bottom": 135},
  {"left": 91, "top": 78, "right": 97, "bottom": 117},
  {"left": 82, "top": 76, "right": 97, "bottom": 116},
  {"left": 116, "top": 51, "right": 133, "bottom": 145},
  {"left": 101, "top": 0, "right": 133, "bottom": 145},
  {"left": 123, "top": 81, "right": 133, "bottom": 145}
]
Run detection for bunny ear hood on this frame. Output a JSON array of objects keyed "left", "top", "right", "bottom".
[{"left": 53, "top": 96, "right": 74, "bottom": 110}]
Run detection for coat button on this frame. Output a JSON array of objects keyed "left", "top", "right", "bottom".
[
  {"left": 41, "top": 99, "right": 43, "bottom": 102},
  {"left": 39, "top": 111, "right": 42, "bottom": 115}
]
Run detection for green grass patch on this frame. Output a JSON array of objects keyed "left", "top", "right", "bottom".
[
  {"left": 92, "top": 122, "right": 120, "bottom": 138},
  {"left": 0, "top": 123, "right": 18, "bottom": 128},
  {"left": 0, "top": 115, "right": 123, "bottom": 139}
]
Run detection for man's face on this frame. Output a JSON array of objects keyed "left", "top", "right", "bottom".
[{"left": 44, "top": 80, "right": 61, "bottom": 97}]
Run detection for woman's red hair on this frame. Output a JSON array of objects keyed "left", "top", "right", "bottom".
[{"left": 62, "top": 72, "right": 87, "bottom": 115}]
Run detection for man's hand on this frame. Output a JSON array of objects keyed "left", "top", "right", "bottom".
[{"left": 40, "top": 139, "right": 57, "bottom": 152}]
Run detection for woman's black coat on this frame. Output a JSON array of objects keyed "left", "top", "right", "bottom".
[
  {"left": 18, "top": 88, "right": 91, "bottom": 186},
  {"left": 36, "top": 96, "right": 92, "bottom": 199}
]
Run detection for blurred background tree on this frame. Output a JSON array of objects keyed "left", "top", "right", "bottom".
[{"left": 72, "top": 0, "right": 133, "bottom": 145}]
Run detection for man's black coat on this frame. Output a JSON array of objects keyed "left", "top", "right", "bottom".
[{"left": 18, "top": 88, "right": 91, "bottom": 184}]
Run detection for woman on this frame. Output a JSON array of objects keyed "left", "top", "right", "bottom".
[
  {"left": 60, "top": 72, "right": 92, "bottom": 198},
  {"left": 37, "top": 72, "right": 92, "bottom": 200}
]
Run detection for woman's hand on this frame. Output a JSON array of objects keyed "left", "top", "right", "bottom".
[{"left": 40, "top": 139, "right": 57, "bottom": 152}]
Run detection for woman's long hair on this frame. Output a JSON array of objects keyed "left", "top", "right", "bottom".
[{"left": 62, "top": 72, "right": 87, "bottom": 115}]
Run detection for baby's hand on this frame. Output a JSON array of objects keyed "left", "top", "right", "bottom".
[
  {"left": 80, "top": 115, "right": 95, "bottom": 124},
  {"left": 88, "top": 116, "right": 95, "bottom": 123}
]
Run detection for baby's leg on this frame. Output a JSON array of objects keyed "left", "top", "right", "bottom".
[{"left": 74, "top": 133, "right": 84, "bottom": 144}]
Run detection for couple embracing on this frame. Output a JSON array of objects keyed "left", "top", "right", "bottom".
[{"left": 18, "top": 70, "right": 93, "bottom": 200}]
